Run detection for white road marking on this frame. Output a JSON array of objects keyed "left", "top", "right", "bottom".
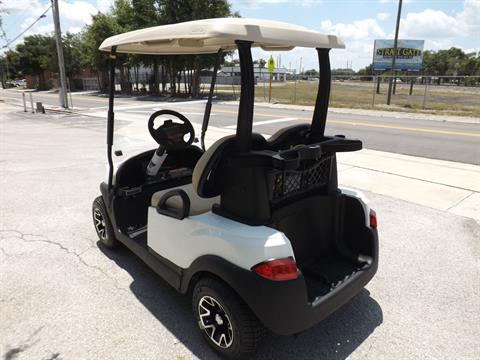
[
  {"left": 125, "top": 110, "right": 209, "bottom": 116},
  {"left": 89, "top": 99, "right": 207, "bottom": 111},
  {"left": 224, "top": 117, "right": 297, "bottom": 129}
]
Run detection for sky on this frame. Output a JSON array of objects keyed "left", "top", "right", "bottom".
[{"left": 0, "top": 0, "right": 479, "bottom": 71}]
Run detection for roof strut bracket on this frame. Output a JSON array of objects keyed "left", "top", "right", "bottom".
[
  {"left": 310, "top": 48, "right": 331, "bottom": 142},
  {"left": 201, "top": 49, "right": 223, "bottom": 150},
  {"left": 107, "top": 46, "right": 117, "bottom": 189},
  {"left": 235, "top": 40, "right": 255, "bottom": 153}
]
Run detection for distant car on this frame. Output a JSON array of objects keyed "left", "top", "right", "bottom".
[{"left": 14, "top": 79, "right": 26, "bottom": 87}]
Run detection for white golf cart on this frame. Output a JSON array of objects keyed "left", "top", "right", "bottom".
[{"left": 92, "top": 18, "right": 378, "bottom": 358}]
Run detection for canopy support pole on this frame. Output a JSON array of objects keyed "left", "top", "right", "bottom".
[
  {"left": 201, "top": 49, "right": 222, "bottom": 150},
  {"left": 310, "top": 48, "right": 331, "bottom": 142},
  {"left": 107, "top": 46, "right": 117, "bottom": 190},
  {"left": 235, "top": 40, "right": 254, "bottom": 153}
]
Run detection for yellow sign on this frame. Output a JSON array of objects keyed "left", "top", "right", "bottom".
[{"left": 267, "top": 56, "right": 275, "bottom": 73}]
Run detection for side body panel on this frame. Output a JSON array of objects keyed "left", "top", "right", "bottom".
[
  {"left": 147, "top": 208, "right": 295, "bottom": 270},
  {"left": 147, "top": 207, "right": 294, "bottom": 270},
  {"left": 147, "top": 189, "right": 371, "bottom": 271}
]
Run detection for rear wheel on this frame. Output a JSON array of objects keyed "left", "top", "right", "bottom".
[
  {"left": 92, "top": 196, "right": 117, "bottom": 248},
  {"left": 192, "top": 277, "right": 266, "bottom": 359}
]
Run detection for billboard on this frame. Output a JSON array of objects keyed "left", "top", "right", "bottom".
[{"left": 373, "top": 40, "right": 425, "bottom": 71}]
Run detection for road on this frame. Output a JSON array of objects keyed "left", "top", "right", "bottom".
[
  {"left": 1, "top": 105, "right": 479, "bottom": 359},
  {"left": 1, "top": 88, "right": 479, "bottom": 164}
]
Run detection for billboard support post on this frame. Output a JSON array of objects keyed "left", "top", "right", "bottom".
[{"left": 387, "top": 0, "right": 403, "bottom": 105}]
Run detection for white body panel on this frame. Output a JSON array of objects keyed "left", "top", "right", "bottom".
[
  {"left": 147, "top": 188, "right": 370, "bottom": 271},
  {"left": 147, "top": 208, "right": 294, "bottom": 270}
]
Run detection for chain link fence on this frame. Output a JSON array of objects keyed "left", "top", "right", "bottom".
[{"left": 243, "top": 75, "right": 479, "bottom": 117}]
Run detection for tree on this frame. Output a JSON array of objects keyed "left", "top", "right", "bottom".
[
  {"left": 81, "top": 13, "right": 122, "bottom": 92},
  {"left": 62, "top": 32, "right": 85, "bottom": 89},
  {"left": 157, "top": 0, "right": 237, "bottom": 96},
  {"left": 357, "top": 64, "right": 373, "bottom": 76},
  {"left": 304, "top": 69, "right": 318, "bottom": 76},
  {"left": 14, "top": 34, "right": 57, "bottom": 89}
]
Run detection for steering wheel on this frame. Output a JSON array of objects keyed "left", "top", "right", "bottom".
[{"left": 148, "top": 109, "right": 195, "bottom": 151}]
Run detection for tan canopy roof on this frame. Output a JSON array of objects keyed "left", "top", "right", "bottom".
[{"left": 99, "top": 18, "right": 345, "bottom": 55}]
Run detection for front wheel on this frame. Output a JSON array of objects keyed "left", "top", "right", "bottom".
[
  {"left": 92, "top": 196, "right": 117, "bottom": 248},
  {"left": 192, "top": 278, "right": 266, "bottom": 359}
]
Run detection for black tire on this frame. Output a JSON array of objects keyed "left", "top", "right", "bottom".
[
  {"left": 192, "top": 277, "right": 266, "bottom": 359},
  {"left": 92, "top": 196, "right": 117, "bottom": 248}
]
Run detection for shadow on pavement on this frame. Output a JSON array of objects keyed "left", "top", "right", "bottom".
[{"left": 99, "top": 243, "right": 382, "bottom": 360}]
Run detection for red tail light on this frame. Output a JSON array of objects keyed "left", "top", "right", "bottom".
[
  {"left": 252, "top": 257, "right": 298, "bottom": 281},
  {"left": 370, "top": 209, "right": 378, "bottom": 229}
]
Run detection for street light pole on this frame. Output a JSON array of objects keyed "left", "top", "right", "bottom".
[
  {"left": 51, "top": 0, "right": 69, "bottom": 109},
  {"left": 386, "top": 0, "right": 403, "bottom": 105}
]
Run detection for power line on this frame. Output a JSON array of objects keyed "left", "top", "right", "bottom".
[{"left": 2, "top": 5, "right": 52, "bottom": 49}]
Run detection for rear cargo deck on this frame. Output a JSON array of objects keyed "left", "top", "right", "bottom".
[{"left": 301, "top": 257, "right": 369, "bottom": 302}]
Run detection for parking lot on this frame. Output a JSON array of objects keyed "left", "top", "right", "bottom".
[{"left": 1, "top": 104, "right": 479, "bottom": 359}]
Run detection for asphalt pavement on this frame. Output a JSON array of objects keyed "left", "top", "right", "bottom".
[
  {"left": 1, "top": 104, "right": 479, "bottom": 359},
  {"left": 2, "top": 88, "right": 479, "bottom": 164}
]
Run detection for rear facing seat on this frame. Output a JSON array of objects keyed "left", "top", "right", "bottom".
[{"left": 151, "top": 184, "right": 219, "bottom": 216}]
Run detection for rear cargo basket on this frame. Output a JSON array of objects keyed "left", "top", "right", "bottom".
[{"left": 267, "top": 155, "right": 333, "bottom": 202}]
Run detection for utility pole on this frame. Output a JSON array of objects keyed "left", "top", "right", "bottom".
[
  {"left": 386, "top": 0, "right": 402, "bottom": 105},
  {"left": 51, "top": 0, "right": 69, "bottom": 108}
]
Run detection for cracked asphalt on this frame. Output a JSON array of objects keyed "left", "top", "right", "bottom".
[{"left": 1, "top": 106, "right": 479, "bottom": 359}]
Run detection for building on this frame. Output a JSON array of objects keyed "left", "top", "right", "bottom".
[{"left": 219, "top": 65, "right": 292, "bottom": 82}]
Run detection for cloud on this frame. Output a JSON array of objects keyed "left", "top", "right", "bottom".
[
  {"left": 235, "top": 0, "right": 322, "bottom": 8},
  {"left": 68, "top": 26, "right": 82, "bottom": 33},
  {"left": 400, "top": 0, "right": 480, "bottom": 40},
  {"left": 456, "top": 0, "right": 480, "bottom": 34},
  {"left": 379, "top": 0, "right": 413, "bottom": 4},
  {"left": 320, "top": 18, "right": 386, "bottom": 70},
  {"left": 1, "top": 0, "right": 44, "bottom": 14},
  {"left": 20, "top": 16, "right": 54, "bottom": 35},
  {"left": 58, "top": 1, "right": 99, "bottom": 25},
  {"left": 96, "top": 0, "right": 114, "bottom": 13},
  {"left": 400, "top": 9, "right": 461, "bottom": 38},
  {"left": 377, "top": 12, "right": 390, "bottom": 21},
  {"left": 321, "top": 18, "right": 386, "bottom": 41}
]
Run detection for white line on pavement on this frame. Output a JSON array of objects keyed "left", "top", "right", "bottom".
[
  {"left": 125, "top": 110, "right": 209, "bottom": 116},
  {"left": 88, "top": 99, "right": 207, "bottom": 111},
  {"left": 224, "top": 117, "right": 297, "bottom": 129}
]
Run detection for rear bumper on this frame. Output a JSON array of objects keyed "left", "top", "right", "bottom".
[
  {"left": 183, "top": 228, "right": 379, "bottom": 335},
  {"left": 246, "top": 228, "right": 378, "bottom": 335}
]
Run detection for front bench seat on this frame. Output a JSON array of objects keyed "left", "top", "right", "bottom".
[
  {"left": 151, "top": 184, "right": 219, "bottom": 216},
  {"left": 192, "top": 133, "right": 269, "bottom": 198}
]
